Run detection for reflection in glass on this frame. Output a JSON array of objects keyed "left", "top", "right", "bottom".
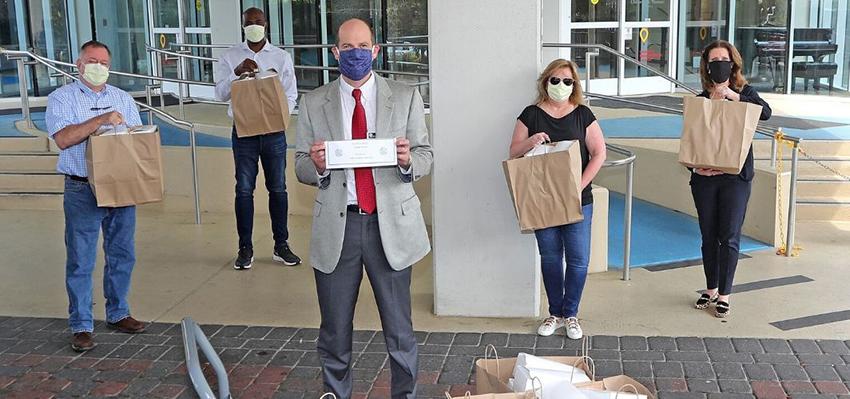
[
  {"left": 624, "top": 27, "right": 669, "bottom": 78},
  {"left": 571, "top": 0, "right": 617, "bottom": 23},
  {"left": 93, "top": 0, "right": 150, "bottom": 92},
  {"left": 626, "top": 0, "right": 670, "bottom": 22},
  {"left": 157, "top": 34, "right": 179, "bottom": 79},
  {"left": 152, "top": 0, "right": 179, "bottom": 28},
  {"left": 571, "top": 28, "right": 618, "bottom": 79},
  {"left": 385, "top": 0, "right": 428, "bottom": 101}
]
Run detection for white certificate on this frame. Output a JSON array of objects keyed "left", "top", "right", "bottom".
[{"left": 325, "top": 138, "right": 397, "bottom": 169}]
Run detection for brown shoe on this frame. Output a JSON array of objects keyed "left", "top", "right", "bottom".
[
  {"left": 107, "top": 316, "right": 146, "bottom": 334},
  {"left": 71, "top": 332, "right": 96, "bottom": 352}
]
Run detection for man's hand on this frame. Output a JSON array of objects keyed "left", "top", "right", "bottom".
[
  {"left": 310, "top": 141, "right": 327, "bottom": 174},
  {"left": 98, "top": 111, "right": 125, "bottom": 126},
  {"left": 396, "top": 137, "right": 411, "bottom": 169},
  {"left": 695, "top": 167, "right": 724, "bottom": 176},
  {"left": 234, "top": 59, "right": 259, "bottom": 76}
]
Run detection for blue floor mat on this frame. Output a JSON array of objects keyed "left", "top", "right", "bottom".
[
  {"left": 599, "top": 115, "right": 850, "bottom": 140},
  {"left": 4, "top": 112, "right": 231, "bottom": 148},
  {"left": 607, "top": 192, "right": 771, "bottom": 268}
]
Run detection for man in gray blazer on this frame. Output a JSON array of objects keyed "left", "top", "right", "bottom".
[{"left": 294, "top": 18, "right": 432, "bottom": 399}]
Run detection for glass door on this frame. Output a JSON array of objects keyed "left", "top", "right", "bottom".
[
  {"left": 565, "top": 0, "right": 675, "bottom": 95},
  {"left": 149, "top": 0, "right": 213, "bottom": 98},
  {"left": 733, "top": 0, "right": 789, "bottom": 93},
  {"left": 677, "top": 0, "right": 728, "bottom": 90},
  {"left": 27, "top": 0, "right": 73, "bottom": 96},
  {"left": 621, "top": 0, "right": 676, "bottom": 94},
  {"left": 92, "top": 0, "right": 150, "bottom": 92},
  {"left": 787, "top": 0, "right": 846, "bottom": 93}
]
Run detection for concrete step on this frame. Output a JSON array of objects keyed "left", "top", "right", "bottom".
[
  {"left": 0, "top": 172, "right": 64, "bottom": 192},
  {"left": 796, "top": 199, "right": 850, "bottom": 221},
  {"left": 755, "top": 159, "right": 850, "bottom": 177},
  {"left": 0, "top": 153, "right": 58, "bottom": 173},
  {"left": 797, "top": 180, "right": 850, "bottom": 197},
  {"left": 753, "top": 139, "right": 850, "bottom": 158},
  {"left": 0, "top": 192, "right": 62, "bottom": 210},
  {"left": 0, "top": 137, "right": 50, "bottom": 153}
]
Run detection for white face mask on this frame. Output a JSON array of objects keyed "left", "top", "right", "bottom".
[
  {"left": 243, "top": 24, "right": 266, "bottom": 43},
  {"left": 547, "top": 80, "right": 573, "bottom": 102},
  {"left": 82, "top": 63, "right": 109, "bottom": 86}
]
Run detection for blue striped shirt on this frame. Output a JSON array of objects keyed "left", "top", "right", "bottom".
[{"left": 46, "top": 81, "right": 143, "bottom": 177}]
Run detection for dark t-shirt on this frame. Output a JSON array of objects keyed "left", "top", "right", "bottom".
[{"left": 518, "top": 104, "right": 597, "bottom": 205}]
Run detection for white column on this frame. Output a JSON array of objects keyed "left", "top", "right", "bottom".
[{"left": 430, "top": 0, "right": 542, "bottom": 317}]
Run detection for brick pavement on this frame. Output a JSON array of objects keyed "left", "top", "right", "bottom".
[{"left": 1, "top": 316, "right": 849, "bottom": 398}]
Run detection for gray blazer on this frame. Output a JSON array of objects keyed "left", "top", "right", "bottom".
[{"left": 295, "top": 76, "right": 433, "bottom": 273}]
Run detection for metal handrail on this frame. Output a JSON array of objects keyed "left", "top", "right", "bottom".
[
  {"left": 146, "top": 46, "right": 430, "bottom": 78},
  {"left": 544, "top": 41, "right": 800, "bottom": 257},
  {"left": 0, "top": 47, "right": 202, "bottom": 225},
  {"left": 170, "top": 42, "right": 428, "bottom": 50},
  {"left": 603, "top": 143, "right": 636, "bottom": 280},
  {"left": 182, "top": 317, "right": 230, "bottom": 399}
]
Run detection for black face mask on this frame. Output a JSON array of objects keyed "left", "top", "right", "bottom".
[{"left": 708, "top": 60, "right": 733, "bottom": 84}]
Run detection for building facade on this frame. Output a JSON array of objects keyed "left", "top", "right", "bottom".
[{"left": 0, "top": 0, "right": 847, "bottom": 98}]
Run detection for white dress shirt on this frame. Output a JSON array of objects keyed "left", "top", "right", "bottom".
[
  {"left": 338, "top": 73, "right": 378, "bottom": 205},
  {"left": 214, "top": 41, "right": 298, "bottom": 117}
]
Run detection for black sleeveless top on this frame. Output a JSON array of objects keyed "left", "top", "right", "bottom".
[{"left": 518, "top": 104, "right": 597, "bottom": 205}]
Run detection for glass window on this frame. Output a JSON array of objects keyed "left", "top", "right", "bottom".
[
  {"left": 626, "top": 0, "right": 670, "bottom": 22},
  {"left": 0, "top": 0, "right": 24, "bottom": 97},
  {"left": 571, "top": 28, "right": 619, "bottom": 79},
  {"left": 155, "top": 33, "right": 179, "bottom": 79},
  {"left": 733, "top": 0, "right": 788, "bottom": 93},
  {"left": 152, "top": 0, "right": 179, "bottom": 28},
  {"left": 385, "top": 0, "right": 428, "bottom": 101},
  {"left": 624, "top": 27, "right": 670, "bottom": 78},
  {"left": 290, "top": 0, "right": 322, "bottom": 91},
  {"left": 184, "top": 0, "right": 210, "bottom": 27},
  {"left": 93, "top": 0, "right": 150, "bottom": 92},
  {"left": 789, "top": 0, "right": 843, "bottom": 93},
  {"left": 571, "top": 0, "right": 617, "bottom": 23}
]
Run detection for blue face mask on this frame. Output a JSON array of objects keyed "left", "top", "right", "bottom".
[{"left": 337, "top": 47, "right": 374, "bottom": 81}]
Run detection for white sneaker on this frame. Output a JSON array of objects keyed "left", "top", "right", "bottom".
[
  {"left": 537, "top": 316, "right": 565, "bottom": 336},
  {"left": 565, "top": 317, "right": 583, "bottom": 340}
]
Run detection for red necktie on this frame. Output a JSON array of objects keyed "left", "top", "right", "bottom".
[{"left": 352, "top": 89, "right": 376, "bottom": 214}]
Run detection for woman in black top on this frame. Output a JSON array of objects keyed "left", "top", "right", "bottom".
[
  {"left": 509, "top": 59, "right": 607, "bottom": 339},
  {"left": 691, "top": 40, "right": 771, "bottom": 318}
]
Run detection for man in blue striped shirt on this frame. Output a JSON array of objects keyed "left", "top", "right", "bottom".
[{"left": 45, "top": 40, "right": 146, "bottom": 352}]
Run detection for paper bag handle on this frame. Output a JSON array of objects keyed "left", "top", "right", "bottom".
[
  {"left": 238, "top": 68, "right": 261, "bottom": 79},
  {"left": 571, "top": 355, "right": 596, "bottom": 382},
  {"left": 319, "top": 393, "right": 337, "bottom": 399},
  {"left": 444, "top": 391, "right": 472, "bottom": 399},
  {"left": 614, "top": 384, "right": 639, "bottom": 399},
  {"left": 581, "top": 336, "right": 589, "bottom": 358},
  {"left": 483, "top": 344, "right": 501, "bottom": 380},
  {"left": 530, "top": 376, "right": 543, "bottom": 399}
]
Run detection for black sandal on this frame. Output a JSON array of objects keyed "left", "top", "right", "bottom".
[
  {"left": 715, "top": 301, "right": 730, "bottom": 318},
  {"left": 695, "top": 293, "right": 718, "bottom": 309}
]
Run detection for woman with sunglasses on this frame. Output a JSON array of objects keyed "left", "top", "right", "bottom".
[
  {"left": 509, "top": 59, "right": 607, "bottom": 339},
  {"left": 691, "top": 40, "right": 771, "bottom": 318}
]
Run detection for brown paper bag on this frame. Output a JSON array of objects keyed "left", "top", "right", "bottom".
[
  {"left": 576, "top": 375, "right": 656, "bottom": 399},
  {"left": 503, "top": 140, "right": 583, "bottom": 231},
  {"left": 231, "top": 70, "right": 291, "bottom": 137},
  {"left": 679, "top": 96, "right": 762, "bottom": 174},
  {"left": 86, "top": 126, "right": 164, "bottom": 207},
  {"left": 474, "top": 345, "right": 594, "bottom": 394}
]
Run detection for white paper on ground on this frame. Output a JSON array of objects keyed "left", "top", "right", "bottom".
[{"left": 524, "top": 140, "right": 577, "bottom": 157}]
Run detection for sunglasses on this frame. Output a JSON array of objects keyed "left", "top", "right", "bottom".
[{"left": 549, "top": 77, "right": 574, "bottom": 86}]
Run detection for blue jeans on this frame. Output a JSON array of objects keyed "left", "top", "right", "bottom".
[
  {"left": 232, "top": 129, "right": 289, "bottom": 249},
  {"left": 63, "top": 177, "right": 136, "bottom": 333},
  {"left": 534, "top": 204, "right": 593, "bottom": 318}
]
